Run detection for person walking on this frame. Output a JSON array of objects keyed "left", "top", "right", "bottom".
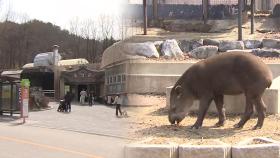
[
  {"left": 88, "top": 91, "right": 94, "bottom": 106},
  {"left": 64, "top": 91, "right": 73, "bottom": 112},
  {"left": 80, "top": 89, "right": 87, "bottom": 105},
  {"left": 113, "top": 94, "right": 123, "bottom": 117}
]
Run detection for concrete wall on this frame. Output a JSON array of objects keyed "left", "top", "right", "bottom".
[
  {"left": 104, "top": 60, "right": 280, "bottom": 107},
  {"left": 126, "top": 74, "right": 178, "bottom": 94},
  {"left": 124, "top": 60, "right": 191, "bottom": 95}
]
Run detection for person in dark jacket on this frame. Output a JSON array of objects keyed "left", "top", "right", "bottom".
[
  {"left": 64, "top": 91, "right": 73, "bottom": 112},
  {"left": 88, "top": 91, "right": 94, "bottom": 106}
]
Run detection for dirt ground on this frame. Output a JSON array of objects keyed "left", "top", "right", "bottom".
[{"left": 126, "top": 96, "right": 280, "bottom": 145}]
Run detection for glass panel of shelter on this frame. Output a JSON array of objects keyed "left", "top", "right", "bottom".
[{"left": 0, "top": 82, "right": 20, "bottom": 116}]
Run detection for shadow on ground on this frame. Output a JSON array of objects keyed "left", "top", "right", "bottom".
[
  {"left": 149, "top": 107, "right": 168, "bottom": 116},
  {"left": 136, "top": 123, "right": 246, "bottom": 140},
  {"left": 0, "top": 115, "right": 26, "bottom": 126},
  {"left": 0, "top": 116, "right": 20, "bottom": 123},
  {"left": 134, "top": 109, "right": 265, "bottom": 141}
]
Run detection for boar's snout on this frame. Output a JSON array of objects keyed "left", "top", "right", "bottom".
[
  {"left": 168, "top": 107, "right": 176, "bottom": 124},
  {"left": 168, "top": 110, "right": 184, "bottom": 125},
  {"left": 168, "top": 114, "right": 176, "bottom": 125}
]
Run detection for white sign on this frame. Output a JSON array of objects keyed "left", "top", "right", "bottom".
[{"left": 22, "top": 99, "right": 29, "bottom": 117}]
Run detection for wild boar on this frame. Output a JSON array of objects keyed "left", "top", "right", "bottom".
[{"left": 168, "top": 52, "right": 273, "bottom": 129}]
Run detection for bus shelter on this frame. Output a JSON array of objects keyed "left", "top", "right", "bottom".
[{"left": 0, "top": 70, "right": 22, "bottom": 116}]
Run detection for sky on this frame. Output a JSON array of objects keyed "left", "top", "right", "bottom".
[{"left": 0, "top": 0, "right": 126, "bottom": 30}]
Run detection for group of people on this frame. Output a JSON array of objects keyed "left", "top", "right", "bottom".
[
  {"left": 57, "top": 89, "right": 95, "bottom": 113},
  {"left": 79, "top": 89, "right": 95, "bottom": 106},
  {"left": 58, "top": 89, "right": 125, "bottom": 118}
]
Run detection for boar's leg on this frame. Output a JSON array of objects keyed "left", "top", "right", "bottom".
[
  {"left": 253, "top": 96, "right": 266, "bottom": 130},
  {"left": 234, "top": 95, "right": 254, "bottom": 128},
  {"left": 191, "top": 96, "right": 213, "bottom": 129},
  {"left": 214, "top": 95, "right": 226, "bottom": 127}
]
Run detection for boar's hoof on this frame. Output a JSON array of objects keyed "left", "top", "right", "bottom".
[
  {"left": 190, "top": 123, "right": 202, "bottom": 129},
  {"left": 233, "top": 123, "right": 243, "bottom": 129},
  {"left": 252, "top": 124, "right": 262, "bottom": 130},
  {"left": 214, "top": 121, "right": 225, "bottom": 127}
]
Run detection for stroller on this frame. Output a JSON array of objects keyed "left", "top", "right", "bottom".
[{"left": 57, "top": 100, "right": 68, "bottom": 112}]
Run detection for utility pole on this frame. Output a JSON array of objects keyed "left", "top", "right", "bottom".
[
  {"left": 238, "top": 0, "right": 243, "bottom": 41},
  {"left": 251, "top": 0, "right": 255, "bottom": 34},
  {"left": 143, "top": 0, "right": 147, "bottom": 35}
]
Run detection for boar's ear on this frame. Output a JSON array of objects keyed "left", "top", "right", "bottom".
[{"left": 175, "top": 85, "right": 183, "bottom": 98}]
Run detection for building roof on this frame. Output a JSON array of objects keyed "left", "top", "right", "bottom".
[
  {"left": 22, "top": 63, "right": 34, "bottom": 68},
  {"left": 58, "top": 58, "right": 89, "bottom": 66},
  {"left": 1, "top": 70, "right": 22, "bottom": 76},
  {"left": 22, "top": 58, "right": 89, "bottom": 69},
  {"left": 61, "top": 65, "right": 104, "bottom": 84},
  {"left": 1, "top": 70, "right": 22, "bottom": 82}
]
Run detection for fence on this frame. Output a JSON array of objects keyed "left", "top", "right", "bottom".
[
  {"left": 43, "top": 90, "right": 55, "bottom": 99},
  {"left": 255, "top": 0, "right": 280, "bottom": 11},
  {"left": 127, "top": 0, "right": 242, "bottom": 20},
  {"left": 124, "top": 0, "right": 280, "bottom": 36}
]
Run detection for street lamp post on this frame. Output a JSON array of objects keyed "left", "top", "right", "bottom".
[{"left": 52, "top": 45, "right": 59, "bottom": 101}]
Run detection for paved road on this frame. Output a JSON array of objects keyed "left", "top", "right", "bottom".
[
  {"left": 28, "top": 102, "right": 130, "bottom": 138},
  {"left": 0, "top": 102, "right": 131, "bottom": 158}
]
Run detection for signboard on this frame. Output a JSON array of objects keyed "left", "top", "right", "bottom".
[{"left": 20, "top": 79, "right": 30, "bottom": 118}]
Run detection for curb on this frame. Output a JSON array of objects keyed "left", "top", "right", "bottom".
[
  {"left": 126, "top": 137, "right": 280, "bottom": 158},
  {"left": 179, "top": 141, "right": 231, "bottom": 158},
  {"left": 232, "top": 137, "right": 280, "bottom": 158},
  {"left": 125, "top": 144, "right": 178, "bottom": 158}
]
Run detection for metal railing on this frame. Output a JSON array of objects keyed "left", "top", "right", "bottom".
[{"left": 43, "top": 90, "right": 55, "bottom": 99}]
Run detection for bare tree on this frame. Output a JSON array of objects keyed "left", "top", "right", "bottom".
[
  {"left": 80, "top": 19, "right": 92, "bottom": 61},
  {"left": 4, "top": 1, "right": 15, "bottom": 21},
  {"left": 98, "top": 14, "right": 114, "bottom": 40},
  {"left": 69, "top": 17, "right": 81, "bottom": 58},
  {"left": 69, "top": 17, "right": 80, "bottom": 36},
  {"left": 88, "top": 19, "right": 98, "bottom": 62},
  {"left": 80, "top": 20, "right": 90, "bottom": 39},
  {"left": 98, "top": 14, "right": 115, "bottom": 54},
  {"left": 89, "top": 19, "right": 97, "bottom": 40},
  {"left": 117, "top": 14, "right": 129, "bottom": 40},
  {"left": 17, "top": 12, "right": 30, "bottom": 23},
  {"left": 0, "top": 0, "right": 3, "bottom": 19}
]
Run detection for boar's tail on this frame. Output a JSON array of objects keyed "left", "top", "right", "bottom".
[
  {"left": 266, "top": 71, "right": 273, "bottom": 88},
  {"left": 267, "top": 80, "right": 272, "bottom": 88}
]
